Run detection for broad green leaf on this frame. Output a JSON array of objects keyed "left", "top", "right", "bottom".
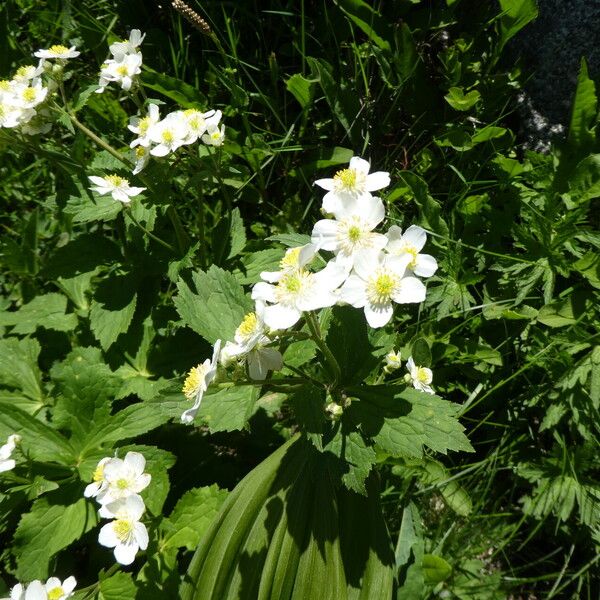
[
  {"left": 266, "top": 232, "right": 312, "bottom": 247},
  {"left": 470, "top": 126, "right": 507, "bottom": 144},
  {"left": 444, "top": 87, "right": 480, "bottom": 111},
  {"left": 498, "top": 0, "right": 538, "bottom": 50},
  {"left": 199, "top": 385, "right": 258, "bottom": 432},
  {"left": 212, "top": 207, "right": 246, "bottom": 265},
  {"left": 13, "top": 497, "right": 98, "bottom": 580},
  {"left": 397, "top": 172, "right": 448, "bottom": 236},
  {"left": 411, "top": 338, "right": 431, "bottom": 367},
  {"left": 99, "top": 572, "right": 137, "bottom": 600},
  {"left": 395, "top": 502, "right": 425, "bottom": 599},
  {"left": 64, "top": 193, "right": 122, "bottom": 223},
  {"left": 0, "top": 293, "right": 77, "bottom": 334},
  {"left": 537, "top": 292, "right": 590, "bottom": 327},
  {"left": 418, "top": 458, "right": 472, "bottom": 516},
  {"left": 175, "top": 265, "right": 253, "bottom": 344},
  {"left": 163, "top": 485, "right": 229, "bottom": 551},
  {"left": 567, "top": 59, "right": 597, "bottom": 151},
  {"left": 422, "top": 554, "right": 452, "bottom": 584},
  {"left": 89, "top": 273, "right": 138, "bottom": 350},
  {"left": 0, "top": 403, "right": 74, "bottom": 463},
  {"left": 569, "top": 154, "right": 600, "bottom": 203},
  {"left": 288, "top": 384, "right": 326, "bottom": 449},
  {"left": 141, "top": 67, "right": 207, "bottom": 108},
  {"left": 286, "top": 74, "right": 315, "bottom": 109},
  {"left": 0, "top": 337, "right": 43, "bottom": 403},
  {"left": 236, "top": 248, "right": 284, "bottom": 285},
  {"left": 333, "top": 0, "right": 392, "bottom": 51}
]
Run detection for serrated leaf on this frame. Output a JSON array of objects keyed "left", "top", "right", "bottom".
[
  {"left": 174, "top": 266, "right": 253, "bottom": 344},
  {"left": 89, "top": 274, "right": 138, "bottom": 350},
  {"left": 326, "top": 429, "right": 376, "bottom": 495},
  {"left": 236, "top": 248, "right": 284, "bottom": 285},
  {"left": 199, "top": 386, "right": 258, "bottom": 432},
  {"left": 0, "top": 337, "right": 43, "bottom": 403},
  {"left": 0, "top": 293, "right": 77, "bottom": 334},
  {"left": 163, "top": 485, "right": 228, "bottom": 551},
  {"left": 64, "top": 194, "right": 122, "bottom": 223},
  {"left": 288, "top": 384, "right": 326, "bottom": 450},
  {"left": 13, "top": 497, "right": 97, "bottom": 580}
]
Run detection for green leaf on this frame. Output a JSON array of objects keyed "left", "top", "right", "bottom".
[
  {"left": 288, "top": 384, "right": 326, "bottom": 449},
  {"left": 64, "top": 193, "right": 122, "bottom": 223},
  {"left": 163, "top": 485, "right": 229, "bottom": 551},
  {"left": 199, "top": 386, "right": 258, "bottom": 432},
  {"left": 286, "top": 73, "right": 315, "bottom": 109},
  {"left": 89, "top": 273, "right": 138, "bottom": 350},
  {"left": 444, "top": 87, "right": 480, "bottom": 111},
  {"left": 0, "top": 403, "right": 74, "bottom": 463},
  {"left": 569, "top": 154, "right": 600, "bottom": 203},
  {"left": 174, "top": 266, "right": 253, "bottom": 344},
  {"left": 99, "top": 572, "right": 137, "bottom": 600},
  {"left": 397, "top": 172, "right": 448, "bottom": 236},
  {"left": 0, "top": 337, "right": 43, "bottom": 403},
  {"left": 567, "top": 59, "right": 597, "bottom": 151},
  {"left": 13, "top": 497, "right": 98, "bottom": 580},
  {"left": 0, "top": 293, "right": 77, "bottom": 334},
  {"left": 411, "top": 338, "right": 431, "bottom": 367},
  {"left": 348, "top": 386, "right": 473, "bottom": 458},
  {"left": 212, "top": 207, "right": 246, "bottom": 264},
  {"left": 537, "top": 292, "right": 590, "bottom": 327},
  {"left": 333, "top": 0, "right": 392, "bottom": 51},
  {"left": 422, "top": 554, "right": 452, "bottom": 584},
  {"left": 498, "top": 0, "right": 538, "bottom": 50},
  {"left": 141, "top": 67, "right": 207, "bottom": 108}
]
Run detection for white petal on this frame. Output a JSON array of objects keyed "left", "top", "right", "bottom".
[
  {"left": 365, "top": 171, "right": 390, "bottom": 191},
  {"left": 133, "top": 473, "right": 152, "bottom": 492},
  {"left": 259, "top": 270, "right": 282, "bottom": 283},
  {"left": 414, "top": 254, "right": 438, "bottom": 278},
  {"left": 252, "top": 282, "right": 277, "bottom": 302},
  {"left": 134, "top": 521, "right": 149, "bottom": 550},
  {"left": 98, "top": 522, "right": 119, "bottom": 548},
  {"left": 62, "top": 577, "right": 77, "bottom": 594},
  {"left": 24, "top": 581, "right": 45, "bottom": 600},
  {"left": 112, "top": 190, "right": 131, "bottom": 203},
  {"left": 126, "top": 493, "right": 146, "bottom": 520},
  {"left": 364, "top": 302, "right": 394, "bottom": 328},
  {"left": 338, "top": 275, "right": 367, "bottom": 308},
  {"left": 263, "top": 304, "right": 301, "bottom": 330},
  {"left": 359, "top": 195, "right": 385, "bottom": 227},
  {"left": 297, "top": 288, "right": 337, "bottom": 311},
  {"left": 392, "top": 277, "right": 426, "bottom": 304},
  {"left": 44, "top": 578, "right": 61, "bottom": 592},
  {"left": 124, "top": 451, "right": 146, "bottom": 475},
  {"left": 354, "top": 249, "right": 382, "bottom": 281},
  {"left": 248, "top": 348, "right": 283, "bottom": 380},
  {"left": 402, "top": 225, "right": 427, "bottom": 252},
  {"left": 314, "top": 177, "right": 335, "bottom": 191},
  {"left": 84, "top": 482, "right": 100, "bottom": 497},
  {"left": 349, "top": 156, "right": 371, "bottom": 174},
  {"left": 127, "top": 186, "right": 146, "bottom": 196},
  {"left": 0, "top": 459, "right": 15, "bottom": 472},
  {"left": 313, "top": 261, "right": 349, "bottom": 290},
  {"left": 311, "top": 220, "right": 339, "bottom": 250},
  {"left": 88, "top": 176, "right": 108, "bottom": 186},
  {"left": 298, "top": 243, "right": 318, "bottom": 266},
  {"left": 150, "top": 144, "right": 170, "bottom": 157},
  {"left": 321, "top": 191, "right": 344, "bottom": 216},
  {"left": 114, "top": 541, "right": 139, "bottom": 565}
]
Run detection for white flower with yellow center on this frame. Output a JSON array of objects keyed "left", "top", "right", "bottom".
[
  {"left": 43, "top": 577, "right": 77, "bottom": 600},
  {"left": 252, "top": 260, "right": 348, "bottom": 330},
  {"left": 405, "top": 356, "right": 434, "bottom": 394},
  {"left": 311, "top": 193, "right": 387, "bottom": 268},
  {"left": 0, "top": 100, "right": 33, "bottom": 128},
  {"left": 109, "top": 29, "right": 145, "bottom": 60},
  {"left": 149, "top": 112, "right": 190, "bottom": 157},
  {"left": 34, "top": 45, "right": 80, "bottom": 60},
  {"left": 12, "top": 80, "right": 48, "bottom": 109},
  {"left": 95, "top": 452, "right": 151, "bottom": 506},
  {"left": 0, "top": 434, "right": 21, "bottom": 473},
  {"left": 12, "top": 62, "right": 44, "bottom": 83},
  {"left": 260, "top": 244, "right": 318, "bottom": 283},
  {"left": 132, "top": 145, "right": 150, "bottom": 175},
  {"left": 88, "top": 174, "right": 146, "bottom": 203},
  {"left": 128, "top": 103, "right": 160, "bottom": 148},
  {"left": 315, "top": 156, "right": 390, "bottom": 215},
  {"left": 338, "top": 250, "right": 426, "bottom": 328},
  {"left": 383, "top": 350, "right": 402, "bottom": 374},
  {"left": 181, "top": 340, "right": 222, "bottom": 424},
  {"left": 221, "top": 303, "right": 283, "bottom": 380},
  {"left": 99, "top": 53, "right": 142, "bottom": 92},
  {"left": 385, "top": 225, "right": 438, "bottom": 278},
  {"left": 98, "top": 494, "right": 148, "bottom": 565},
  {"left": 84, "top": 456, "right": 111, "bottom": 499},
  {"left": 201, "top": 123, "right": 225, "bottom": 147},
  {"left": 15, "top": 580, "right": 44, "bottom": 600}
]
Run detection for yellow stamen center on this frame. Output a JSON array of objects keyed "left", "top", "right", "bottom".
[
  {"left": 347, "top": 225, "right": 362, "bottom": 243},
  {"left": 416, "top": 367, "right": 431, "bottom": 384},
  {"left": 280, "top": 247, "right": 301, "bottom": 269},
  {"left": 47, "top": 587, "right": 65, "bottom": 600},
  {"left": 182, "top": 365, "right": 207, "bottom": 400},
  {"left": 135, "top": 146, "right": 147, "bottom": 158},
  {"left": 22, "top": 87, "right": 37, "bottom": 102},
  {"left": 106, "top": 175, "right": 126, "bottom": 187},
  {"left": 49, "top": 45, "right": 69, "bottom": 55},
  {"left": 117, "top": 65, "right": 129, "bottom": 76},
  {"left": 116, "top": 478, "right": 130, "bottom": 490},
  {"left": 367, "top": 272, "right": 397, "bottom": 304},
  {"left": 162, "top": 130, "right": 174, "bottom": 143},
  {"left": 138, "top": 116, "right": 151, "bottom": 134},
  {"left": 0, "top": 80, "right": 10, "bottom": 91},
  {"left": 334, "top": 168, "right": 357, "bottom": 190},
  {"left": 16, "top": 66, "right": 33, "bottom": 78},
  {"left": 92, "top": 464, "right": 105, "bottom": 483},
  {"left": 113, "top": 519, "right": 134, "bottom": 541},
  {"left": 238, "top": 312, "right": 258, "bottom": 337}
]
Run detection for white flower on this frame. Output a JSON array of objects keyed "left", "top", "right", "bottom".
[
  {"left": 182, "top": 108, "right": 220, "bottom": 144},
  {"left": 260, "top": 244, "right": 318, "bottom": 283},
  {"left": 311, "top": 193, "right": 387, "bottom": 268},
  {"left": 181, "top": 340, "right": 222, "bottom": 424},
  {"left": 109, "top": 29, "right": 145, "bottom": 60},
  {"left": 0, "top": 434, "right": 21, "bottom": 473},
  {"left": 5, "top": 583, "right": 24, "bottom": 600},
  {"left": 201, "top": 123, "right": 225, "bottom": 147},
  {"left": 98, "top": 53, "right": 142, "bottom": 92},
  {"left": 98, "top": 494, "right": 149, "bottom": 565},
  {"left": 14, "top": 580, "right": 44, "bottom": 600},
  {"left": 252, "top": 260, "right": 348, "bottom": 330},
  {"left": 132, "top": 145, "right": 150, "bottom": 175},
  {"left": 314, "top": 156, "right": 390, "bottom": 215},
  {"left": 128, "top": 103, "right": 160, "bottom": 148},
  {"left": 383, "top": 350, "right": 402, "bottom": 374},
  {"left": 0, "top": 101, "right": 34, "bottom": 128},
  {"left": 338, "top": 250, "right": 426, "bottom": 328},
  {"left": 405, "top": 356, "right": 434, "bottom": 394},
  {"left": 43, "top": 576, "right": 76, "bottom": 600},
  {"left": 385, "top": 225, "right": 438, "bottom": 278},
  {"left": 34, "top": 45, "right": 80, "bottom": 59},
  {"left": 88, "top": 174, "right": 146, "bottom": 203},
  {"left": 95, "top": 452, "right": 151, "bottom": 506},
  {"left": 84, "top": 456, "right": 111, "bottom": 499},
  {"left": 11, "top": 81, "right": 48, "bottom": 109},
  {"left": 12, "top": 62, "right": 45, "bottom": 83},
  {"left": 148, "top": 112, "right": 190, "bottom": 157},
  {"left": 221, "top": 303, "right": 283, "bottom": 380}
]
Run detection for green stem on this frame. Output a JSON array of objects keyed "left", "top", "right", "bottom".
[
  {"left": 305, "top": 311, "right": 341, "bottom": 388},
  {"left": 124, "top": 208, "right": 176, "bottom": 252}
]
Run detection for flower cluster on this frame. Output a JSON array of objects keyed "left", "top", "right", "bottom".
[
  {"left": 127, "top": 102, "right": 224, "bottom": 175},
  {"left": 181, "top": 155, "right": 438, "bottom": 423},
  {"left": 84, "top": 452, "right": 151, "bottom": 565},
  {"left": 0, "top": 434, "right": 21, "bottom": 473},
  {"left": 4, "top": 576, "right": 76, "bottom": 600},
  {"left": 97, "top": 29, "right": 144, "bottom": 94},
  {"left": 383, "top": 351, "right": 435, "bottom": 394}
]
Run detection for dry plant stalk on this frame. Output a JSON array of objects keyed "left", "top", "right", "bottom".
[{"left": 171, "top": 0, "right": 212, "bottom": 36}]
